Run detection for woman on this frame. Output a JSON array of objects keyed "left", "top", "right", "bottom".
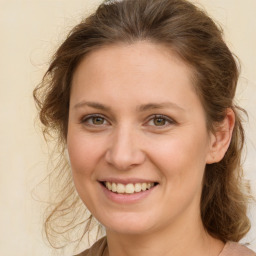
[{"left": 34, "top": 0, "right": 256, "bottom": 255}]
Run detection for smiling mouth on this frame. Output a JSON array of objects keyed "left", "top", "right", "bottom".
[{"left": 102, "top": 181, "right": 159, "bottom": 194}]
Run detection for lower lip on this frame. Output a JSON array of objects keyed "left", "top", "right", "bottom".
[{"left": 100, "top": 183, "right": 157, "bottom": 204}]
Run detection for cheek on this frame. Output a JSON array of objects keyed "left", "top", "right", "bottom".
[
  {"left": 67, "top": 131, "right": 104, "bottom": 206},
  {"left": 149, "top": 133, "right": 208, "bottom": 185},
  {"left": 67, "top": 131, "right": 103, "bottom": 178},
  {"left": 150, "top": 136, "right": 208, "bottom": 215}
]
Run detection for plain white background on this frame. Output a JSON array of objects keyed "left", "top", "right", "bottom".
[{"left": 0, "top": 0, "right": 255, "bottom": 255}]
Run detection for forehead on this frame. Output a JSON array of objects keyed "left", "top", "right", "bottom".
[
  {"left": 70, "top": 41, "right": 200, "bottom": 111},
  {"left": 72, "top": 41, "right": 195, "bottom": 87}
]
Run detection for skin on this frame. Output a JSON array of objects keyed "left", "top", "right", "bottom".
[{"left": 67, "top": 41, "right": 234, "bottom": 256}]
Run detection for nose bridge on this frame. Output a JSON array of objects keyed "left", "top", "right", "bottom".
[{"left": 105, "top": 123, "right": 145, "bottom": 170}]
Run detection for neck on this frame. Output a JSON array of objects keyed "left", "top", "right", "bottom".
[{"left": 104, "top": 216, "right": 224, "bottom": 256}]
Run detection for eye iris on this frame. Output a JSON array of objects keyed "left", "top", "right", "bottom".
[
  {"left": 93, "top": 117, "right": 104, "bottom": 125},
  {"left": 154, "top": 118, "right": 166, "bottom": 126}
]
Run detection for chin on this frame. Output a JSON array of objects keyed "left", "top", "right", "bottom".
[{"left": 97, "top": 211, "right": 156, "bottom": 235}]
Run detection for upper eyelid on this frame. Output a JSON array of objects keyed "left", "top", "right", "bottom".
[
  {"left": 80, "top": 114, "right": 110, "bottom": 124},
  {"left": 145, "top": 114, "right": 176, "bottom": 124}
]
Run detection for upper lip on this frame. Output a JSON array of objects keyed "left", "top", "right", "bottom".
[{"left": 99, "top": 178, "right": 158, "bottom": 185}]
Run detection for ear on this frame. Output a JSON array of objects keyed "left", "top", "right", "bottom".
[{"left": 206, "top": 108, "right": 235, "bottom": 164}]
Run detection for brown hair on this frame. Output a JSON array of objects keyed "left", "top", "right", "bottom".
[{"left": 34, "top": 0, "right": 252, "bottom": 248}]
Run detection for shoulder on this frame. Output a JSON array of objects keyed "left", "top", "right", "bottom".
[
  {"left": 220, "top": 242, "right": 256, "bottom": 256},
  {"left": 74, "top": 237, "right": 107, "bottom": 256}
]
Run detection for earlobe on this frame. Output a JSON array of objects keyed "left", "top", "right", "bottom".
[{"left": 206, "top": 108, "right": 235, "bottom": 164}]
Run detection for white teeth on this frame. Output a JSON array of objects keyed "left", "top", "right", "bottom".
[
  {"left": 125, "top": 184, "right": 135, "bottom": 194},
  {"left": 141, "top": 183, "right": 147, "bottom": 191},
  {"left": 116, "top": 183, "right": 125, "bottom": 193},
  {"left": 104, "top": 182, "right": 155, "bottom": 194},
  {"left": 134, "top": 183, "right": 142, "bottom": 192},
  {"left": 106, "top": 181, "right": 112, "bottom": 190},
  {"left": 112, "top": 183, "right": 117, "bottom": 192}
]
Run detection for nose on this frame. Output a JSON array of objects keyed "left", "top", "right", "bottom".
[{"left": 105, "top": 125, "right": 146, "bottom": 171}]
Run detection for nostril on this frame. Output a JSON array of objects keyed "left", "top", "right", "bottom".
[{"left": 105, "top": 141, "right": 146, "bottom": 171}]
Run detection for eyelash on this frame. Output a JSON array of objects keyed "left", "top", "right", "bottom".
[
  {"left": 80, "top": 114, "right": 109, "bottom": 126},
  {"left": 80, "top": 114, "right": 176, "bottom": 128},
  {"left": 145, "top": 114, "right": 176, "bottom": 128}
]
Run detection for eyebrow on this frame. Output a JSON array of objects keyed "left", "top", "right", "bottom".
[
  {"left": 137, "top": 102, "right": 185, "bottom": 112},
  {"left": 73, "top": 101, "right": 111, "bottom": 111},
  {"left": 73, "top": 101, "right": 185, "bottom": 112}
]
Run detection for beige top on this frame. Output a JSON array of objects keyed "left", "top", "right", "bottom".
[{"left": 75, "top": 237, "right": 256, "bottom": 256}]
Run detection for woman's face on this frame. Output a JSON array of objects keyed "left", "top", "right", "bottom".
[{"left": 67, "top": 42, "right": 215, "bottom": 235}]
